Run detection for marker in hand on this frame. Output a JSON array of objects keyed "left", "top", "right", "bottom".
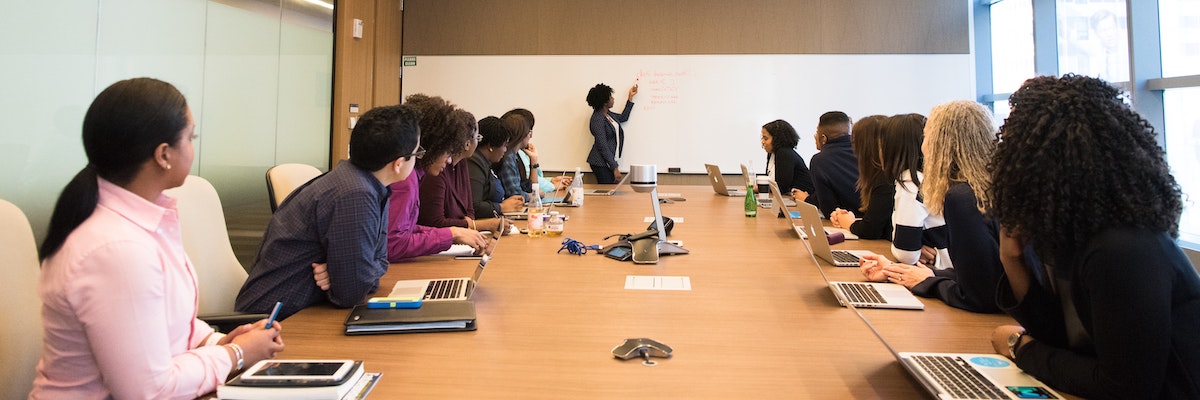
[{"left": 264, "top": 301, "right": 283, "bottom": 329}]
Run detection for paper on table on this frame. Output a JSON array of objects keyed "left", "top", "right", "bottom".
[
  {"left": 643, "top": 216, "right": 684, "bottom": 223},
  {"left": 625, "top": 275, "right": 692, "bottom": 291}
]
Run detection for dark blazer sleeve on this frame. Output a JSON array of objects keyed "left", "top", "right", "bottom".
[
  {"left": 1004, "top": 231, "right": 1196, "bottom": 399},
  {"left": 908, "top": 185, "right": 1001, "bottom": 313},
  {"left": 467, "top": 156, "right": 500, "bottom": 219},
  {"left": 848, "top": 183, "right": 895, "bottom": 240},
  {"left": 610, "top": 100, "right": 633, "bottom": 122}
]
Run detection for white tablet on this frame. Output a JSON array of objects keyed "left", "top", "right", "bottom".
[{"left": 238, "top": 359, "right": 356, "bottom": 386}]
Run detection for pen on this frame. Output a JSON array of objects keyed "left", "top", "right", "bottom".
[{"left": 264, "top": 301, "right": 283, "bottom": 329}]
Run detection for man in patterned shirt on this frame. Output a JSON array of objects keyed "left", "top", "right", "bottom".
[{"left": 236, "top": 105, "right": 422, "bottom": 319}]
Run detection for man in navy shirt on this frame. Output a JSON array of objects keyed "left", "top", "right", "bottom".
[
  {"left": 807, "top": 111, "right": 861, "bottom": 217},
  {"left": 237, "top": 105, "right": 422, "bottom": 319}
]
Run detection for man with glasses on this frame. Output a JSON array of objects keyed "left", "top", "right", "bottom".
[{"left": 236, "top": 105, "right": 422, "bottom": 320}]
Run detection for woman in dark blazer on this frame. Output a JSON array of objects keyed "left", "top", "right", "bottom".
[
  {"left": 585, "top": 83, "right": 637, "bottom": 184},
  {"left": 761, "top": 119, "right": 815, "bottom": 198},
  {"left": 468, "top": 116, "right": 523, "bottom": 221}
]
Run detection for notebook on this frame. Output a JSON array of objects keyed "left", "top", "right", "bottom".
[
  {"left": 384, "top": 232, "right": 499, "bottom": 302},
  {"left": 768, "top": 182, "right": 857, "bottom": 240},
  {"left": 792, "top": 199, "right": 875, "bottom": 267},
  {"left": 703, "top": 164, "right": 746, "bottom": 196},
  {"left": 585, "top": 173, "right": 629, "bottom": 196},
  {"left": 802, "top": 223, "right": 924, "bottom": 311},
  {"left": 344, "top": 300, "right": 477, "bottom": 335}
]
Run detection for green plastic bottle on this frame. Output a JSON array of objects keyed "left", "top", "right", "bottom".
[{"left": 744, "top": 179, "right": 758, "bottom": 217}]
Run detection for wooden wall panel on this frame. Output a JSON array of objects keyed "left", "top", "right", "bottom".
[
  {"left": 332, "top": 0, "right": 376, "bottom": 163},
  {"left": 373, "top": 0, "right": 403, "bottom": 106},
  {"left": 401, "top": 0, "right": 969, "bottom": 56}
]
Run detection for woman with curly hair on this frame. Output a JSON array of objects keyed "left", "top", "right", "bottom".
[
  {"left": 987, "top": 75, "right": 1200, "bottom": 398},
  {"left": 830, "top": 115, "right": 892, "bottom": 239},
  {"left": 585, "top": 83, "right": 637, "bottom": 184},
  {"left": 385, "top": 94, "right": 490, "bottom": 262},
  {"left": 858, "top": 103, "right": 1002, "bottom": 313}
]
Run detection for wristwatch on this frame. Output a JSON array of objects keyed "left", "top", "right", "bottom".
[
  {"left": 1006, "top": 330, "right": 1028, "bottom": 360},
  {"left": 529, "top": 163, "right": 540, "bottom": 169}
]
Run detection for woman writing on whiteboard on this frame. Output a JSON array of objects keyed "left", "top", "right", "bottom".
[{"left": 585, "top": 83, "right": 637, "bottom": 184}]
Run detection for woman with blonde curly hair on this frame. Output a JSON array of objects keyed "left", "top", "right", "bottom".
[{"left": 858, "top": 101, "right": 1002, "bottom": 313}]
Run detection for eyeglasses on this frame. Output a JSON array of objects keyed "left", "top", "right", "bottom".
[{"left": 401, "top": 145, "right": 426, "bottom": 159}]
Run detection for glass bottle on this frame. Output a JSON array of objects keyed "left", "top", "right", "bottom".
[
  {"left": 744, "top": 175, "right": 758, "bottom": 217},
  {"left": 545, "top": 211, "right": 565, "bottom": 237}
]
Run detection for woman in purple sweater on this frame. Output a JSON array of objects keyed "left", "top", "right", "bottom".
[{"left": 386, "top": 95, "right": 488, "bottom": 262}]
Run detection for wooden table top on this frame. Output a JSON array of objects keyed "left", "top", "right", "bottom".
[{"left": 277, "top": 185, "right": 1023, "bottom": 399}]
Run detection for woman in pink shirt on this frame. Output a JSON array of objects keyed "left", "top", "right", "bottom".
[{"left": 31, "top": 78, "right": 284, "bottom": 399}]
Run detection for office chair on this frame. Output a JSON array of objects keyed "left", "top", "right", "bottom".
[
  {"left": 0, "top": 199, "right": 42, "bottom": 398},
  {"left": 266, "top": 163, "right": 322, "bottom": 212},
  {"left": 164, "top": 176, "right": 266, "bottom": 332}
]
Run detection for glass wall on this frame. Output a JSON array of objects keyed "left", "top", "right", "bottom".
[
  {"left": 1056, "top": 0, "right": 1130, "bottom": 84},
  {"left": 1159, "top": 0, "right": 1200, "bottom": 77},
  {"left": 0, "top": 0, "right": 332, "bottom": 242},
  {"left": 991, "top": 0, "right": 1036, "bottom": 96},
  {"left": 983, "top": 0, "right": 1200, "bottom": 251}
]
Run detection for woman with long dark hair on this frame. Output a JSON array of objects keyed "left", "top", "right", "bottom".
[{"left": 32, "top": 78, "right": 283, "bottom": 399}]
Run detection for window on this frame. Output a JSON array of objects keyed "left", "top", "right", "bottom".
[
  {"left": 1159, "top": 0, "right": 1200, "bottom": 77},
  {"left": 991, "top": 0, "right": 1035, "bottom": 95},
  {"left": 1056, "top": 0, "right": 1130, "bottom": 84},
  {"left": 1165, "top": 87, "right": 1200, "bottom": 246}
]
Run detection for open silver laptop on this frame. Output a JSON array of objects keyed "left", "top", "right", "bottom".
[
  {"left": 801, "top": 224, "right": 924, "bottom": 310},
  {"left": 703, "top": 164, "right": 746, "bottom": 196},
  {"left": 793, "top": 199, "right": 873, "bottom": 267},
  {"left": 841, "top": 290, "right": 1058, "bottom": 398},
  {"left": 584, "top": 173, "right": 629, "bottom": 196},
  {"left": 385, "top": 233, "right": 500, "bottom": 302}
]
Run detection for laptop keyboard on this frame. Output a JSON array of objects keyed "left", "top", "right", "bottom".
[
  {"left": 830, "top": 250, "right": 860, "bottom": 264},
  {"left": 911, "top": 355, "right": 1008, "bottom": 399},
  {"left": 424, "top": 279, "right": 463, "bottom": 300},
  {"left": 836, "top": 283, "right": 886, "bottom": 304}
]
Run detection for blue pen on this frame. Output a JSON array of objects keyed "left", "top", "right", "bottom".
[{"left": 264, "top": 301, "right": 283, "bottom": 329}]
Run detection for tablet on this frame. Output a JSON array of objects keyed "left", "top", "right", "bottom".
[{"left": 237, "top": 360, "right": 357, "bottom": 386}]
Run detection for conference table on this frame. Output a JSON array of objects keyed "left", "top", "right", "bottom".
[{"left": 280, "top": 185, "right": 1025, "bottom": 399}]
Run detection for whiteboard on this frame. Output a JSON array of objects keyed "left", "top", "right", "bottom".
[{"left": 400, "top": 55, "right": 974, "bottom": 174}]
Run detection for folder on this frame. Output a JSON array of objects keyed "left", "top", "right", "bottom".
[{"left": 343, "top": 300, "right": 477, "bottom": 335}]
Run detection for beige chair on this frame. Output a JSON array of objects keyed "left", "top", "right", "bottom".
[
  {"left": 266, "top": 163, "right": 323, "bottom": 212},
  {"left": 165, "top": 176, "right": 265, "bottom": 331},
  {"left": 0, "top": 199, "right": 43, "bottom": 398}
]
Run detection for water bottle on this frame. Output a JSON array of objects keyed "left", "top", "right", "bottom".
[
  {"left": 568, "top": 167, "right": 584, "bottom": 206},
  {"left": 545, "top": 211, "right": 565, "bottom": 236},
  {"left": 527, "top": 193, "right": 545, "bottom": 237},
  {"left": 744, "top": 174, "right": 758, "bottom": 217}
]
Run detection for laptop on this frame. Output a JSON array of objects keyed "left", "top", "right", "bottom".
[
  {"left": 768, "top": 182, "right": 856, "bottom": 240},
  {"left": 841, "top": 291, "right": 1059, "bottom": 398},
  {"left": 801, "top": 224, "right": 924, "bottom": 310},
  {"left": 384, "top": 232, "right": 500, "bottom": 302},
  {"left": 584, "top": 173, "right": 629, "bottom": 196},
  {"left": 703, "top": 164, "right": 746, "bottom": 196},
  {"left": 793, "top": 199, "right": 874, "bottom": 267}
]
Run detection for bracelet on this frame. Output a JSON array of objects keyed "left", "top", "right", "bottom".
[
  {"left": 468, "top": 219, "right": 476, "bottom": 230},
  {"left": 227, "top": 343, "right": 245, "bottom": 370},
  {"left": 529, "top": 163, "right": 540, "bottom": 169}
]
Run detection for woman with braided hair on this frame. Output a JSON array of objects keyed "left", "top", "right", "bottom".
[{"left": 987, "top": 74, "right": 1200, "bottom": 399}]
